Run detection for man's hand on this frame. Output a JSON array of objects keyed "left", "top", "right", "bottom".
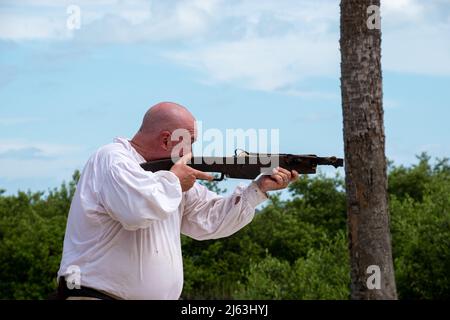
[
  {"left": 170, "top": 153, "right": 214, "bottom": 192},
  {"left": 255, "top": 167, "right": 299, "bottom": 193}
]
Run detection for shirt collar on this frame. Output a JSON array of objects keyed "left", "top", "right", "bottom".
[{"left": 113, "top": 137, "right": 146, "bottom": 163}]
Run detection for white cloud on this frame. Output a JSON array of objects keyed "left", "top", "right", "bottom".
[
  {"left": 0, "top": 0, "right": 220, "bottom": 42},
  {"left": 167, "top": 33, "right": 339, "bottom": 91},
  {"left": 0, "top": 140, "right": 81, "bottom": 157},
  {"left": 382, "top": 0, "right": 424, "bottom": 20},
  {"left": 165, "top": 0, "right": 450, "bottom": 92},
  {"left": 0, "top": 13, "right": 70, "bottom": 40},
  {"left": 164, "top": 0, "right": 340, "bottom": 92},
  {"left": 78, "top": 0, "right": 223, "bottom": 43},
  {"left": 1, "top": 0, "right": 449, "bottom": 93},
  {"left": 377, "top": 1, "right": 450, "bottom": 75},
  {"left": 0, "top": 147, "right": 53, "bottom": 160},
  {"left": 0, "top": 140, "right": 85, "bottom": 179},
  {"left": 0, "top": 0, "right": 154, "bottom": 40},
  {"left": 383, "top": 24, "right": 450, "bottom": 75}
]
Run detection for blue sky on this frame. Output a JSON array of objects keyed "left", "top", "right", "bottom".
[{"left": 0, "top": 0, "right": 449, "bottom": 195}]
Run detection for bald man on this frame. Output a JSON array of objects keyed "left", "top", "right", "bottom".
[{"left": 56, "top": 102, "right": 298, "bottom": 300}]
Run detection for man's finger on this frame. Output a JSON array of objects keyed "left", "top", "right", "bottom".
[
  {"left": 278, "top": 167, "right": 292, "bottom": 179},
  {"left": 277, "top": 167, "right": 291, "bottom": 182},
  {"left": 177, "top": 152, "right": 192, "bottom": 165},
  {"left": 292, "top": 170, "right": 299, "bottom": 181},
  {"left": 192, "top": 169, "right": 214, "bottom": 181},
  {"left": 271, "top": 173, "right": 283, "bottom": 185}
]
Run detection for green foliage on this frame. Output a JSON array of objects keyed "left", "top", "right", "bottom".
[
  {"left": 182, "top": 232, "right": 263, "bottom": 299},
  {"left": 234, "top": 255, "right": 292, "bottom": 300},
  {"left": 390, "top": 158, "right": 450, "bottom": 299},
  {"left": 287, "top": 173, "right": 347, "bottom": 236},
  {"left": 1, "top": 155, "right": 449, "bottom": 300},
  {"left": 388, "top": 153, "right": 449, "bottom": 202},
  {"left": 291, "top": 231, "right": 350, "bottom": 300},
  {"left": 182, "top": 155, "right": 449, "bottom": 299},
  {"left": 235, "top": 231, "right": 350, "bottom": 300},
  {"left": 0, "top": 171, "right": 79, "bottom": 299}
]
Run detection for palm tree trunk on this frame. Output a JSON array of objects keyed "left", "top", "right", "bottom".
[{"left": 340, "top": 0, "right": 397, "bottom": 299}]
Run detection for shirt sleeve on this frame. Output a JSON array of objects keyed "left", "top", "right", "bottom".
[
  {"left": 181, "top": 181, "right": 268, "bottom": 240},
  {"left": 98, "top": 159, "right": 183, "bottom": 231}
]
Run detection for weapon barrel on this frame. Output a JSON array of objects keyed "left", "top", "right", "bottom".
[{"left": 140, "top": 154, "right": 344, "bottom": 180}]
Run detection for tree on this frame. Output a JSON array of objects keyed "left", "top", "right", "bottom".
[
  {"left": 1, "top": 160, "right": 448, "bottom": 299},
  {"left": 340, "top": 0, "right": 397, "bottom": 299}
]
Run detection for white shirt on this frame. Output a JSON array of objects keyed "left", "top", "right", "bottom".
[{"left": 57, "top": 137, "right": 267, "bottom": 300}]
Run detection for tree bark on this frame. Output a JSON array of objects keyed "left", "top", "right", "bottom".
[{"left": 340, "top": 0, "right": 397, "bottom": 299}]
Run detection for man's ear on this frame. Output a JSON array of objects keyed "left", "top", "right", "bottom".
[{"left": 160, "top": 131, "right": 172, "bottom": 151}]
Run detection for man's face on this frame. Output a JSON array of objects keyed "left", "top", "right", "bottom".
[{"left": 164, "top": 120, "right": 197, "bottom": 159}]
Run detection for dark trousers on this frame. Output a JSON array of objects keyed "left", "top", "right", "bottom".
[{"left": 48, "top": 277, "right": 117, "bottom": 300}]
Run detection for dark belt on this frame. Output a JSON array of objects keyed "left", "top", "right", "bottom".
[{"left": 55, "top": 276, "right": 117, "bottom": 300}]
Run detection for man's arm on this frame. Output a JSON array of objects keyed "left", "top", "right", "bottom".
[
  {"left": 180, "top": 167, "right": 298, "bottom": 240},
  {"left": 99, "top": 159, "right": 183, "bottom": 231},
  {"left": 180, "top": 182, "right": 268, "bottom": 241}
]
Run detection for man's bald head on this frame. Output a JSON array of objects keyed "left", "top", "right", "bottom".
[
  {"left": 131, "top": 102, "right": 197, "bottom": 161},
  {"left": 139, "top": 102, "right": 195, "bottom": 134}
]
